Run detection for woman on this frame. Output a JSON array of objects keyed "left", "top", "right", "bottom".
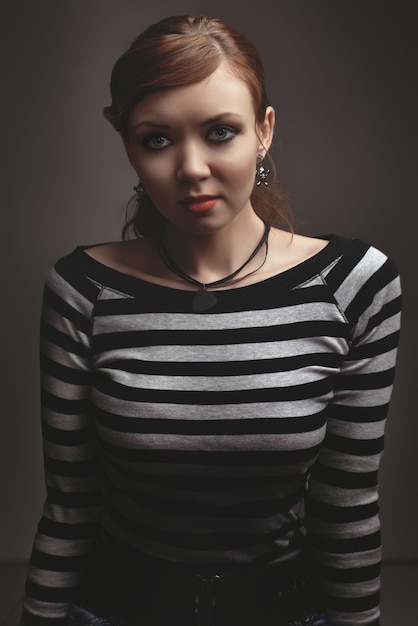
[{"left": 21, "top": 15, "right": 401, "bottom": 626}]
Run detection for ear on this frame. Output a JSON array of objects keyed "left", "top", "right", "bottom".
[{"left": 257, "top": 105, "right": 275, "bottom": 155}]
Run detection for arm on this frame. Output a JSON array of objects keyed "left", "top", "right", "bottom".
[
  {"left": 22, "top": 258, "right": 103, "bottom": 625},
  {"left": 305, "top": 247, "right": 402, "bottom": 626}
]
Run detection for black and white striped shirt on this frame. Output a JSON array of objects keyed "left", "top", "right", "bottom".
[{"left": 22, "top": 235, "right": 401, "bottom": 626}]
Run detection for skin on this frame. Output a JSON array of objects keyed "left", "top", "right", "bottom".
[{"left": 87, "top": 63, "right": 328, "bottom": 288}]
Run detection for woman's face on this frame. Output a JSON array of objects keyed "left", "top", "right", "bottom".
[{"left": 123, "top": 63, "right": 274, "bottom": 235}]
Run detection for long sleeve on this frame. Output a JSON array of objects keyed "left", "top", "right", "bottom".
[
  {"left": 22, "top": 260, "right": 103, "bottom": 625},
  {"left": 305, "top": 244, "right": 402, "bottom": 626}
]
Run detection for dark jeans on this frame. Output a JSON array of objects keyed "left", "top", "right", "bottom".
[{"left": 68, "top": 542, "right": 330, "bottom": 626}]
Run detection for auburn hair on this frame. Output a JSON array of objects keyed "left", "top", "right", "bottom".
[{"left": 103, "top": 15, "right": 292, "bottom": 238}]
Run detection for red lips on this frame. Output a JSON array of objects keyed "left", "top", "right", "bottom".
[{"left": 180, "top": 196, "right": 219, "bottom": 213}]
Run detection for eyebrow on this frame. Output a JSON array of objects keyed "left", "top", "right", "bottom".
[{"left": 132, "top": 113, "right": 243, "bottom": 131}]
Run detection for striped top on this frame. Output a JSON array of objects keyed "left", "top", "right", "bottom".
[{"left": 22, "top": 235, "right": 401, "bottom": 626}]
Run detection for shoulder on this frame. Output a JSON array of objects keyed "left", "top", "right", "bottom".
[
  {"left": 271, "top": 229, "right": 397, "bottom": 277},
  {"left": 322, "top": 234, "right": 401, "bottom": 323},
  {"left": 49, "top": 240, "right": 140, "bottom": 281},
  {"left": 44, "top": 238, "right": 157, "bottom": 302},
  {"left": 48, "top": 244, "right": 97, "bottom": 282},
  {"left": 82, "top": 239, "right": 154, "bottom": 276},
  {"left": 274, "top": 230, "right": 399, "bottom": 285},
  {"left": 324, "top": 234, "right": 400, "bottom": 286},
  {"left": 44, "top": 244, "right": 109, "bottom": 309}
]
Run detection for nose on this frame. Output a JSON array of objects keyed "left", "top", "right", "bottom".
[{"left": 176, "top": 142, "right": 211, "bottom": 183}]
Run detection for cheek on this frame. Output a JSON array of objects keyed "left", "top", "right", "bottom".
[
  {"left": 223, "top": 153, "right": 256, "bottom": 188},
  {"left": 136, "top": 160, "right": 173, "bottom": 192},
  {"left": 138, "top": 164, "right": 178, "bottom": 217}
]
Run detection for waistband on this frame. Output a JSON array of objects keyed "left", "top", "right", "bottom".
[{"left": 77, "top": 528, "right": 318, "bottom": 626}]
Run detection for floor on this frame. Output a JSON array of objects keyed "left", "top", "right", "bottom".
[{"left": 1, "top": 562, "right": 417, "bottom": 625}]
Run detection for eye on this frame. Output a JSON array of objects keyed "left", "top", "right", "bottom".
[
  {"left": 142, "top": 134, "right": 172, "bottom": 150},
  {"left": 208, "top": 125, "right": 239, "bottom": 143}
]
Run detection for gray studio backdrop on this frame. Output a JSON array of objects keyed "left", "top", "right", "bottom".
[{"left": 1, "top": 0, "right": 416, "bottom": 563}]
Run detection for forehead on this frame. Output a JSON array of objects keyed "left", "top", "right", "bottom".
[{"left": 128, "top": 64, "right": 256, "bottom": 129}]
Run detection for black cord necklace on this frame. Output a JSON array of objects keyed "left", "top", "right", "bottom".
[{"left": 156, "top": 222, "right": 271, "bottom": 312}]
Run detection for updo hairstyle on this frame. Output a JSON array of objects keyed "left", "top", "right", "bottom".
[{"left": 103, "top": 15, "right": 292, "bottom": 238}]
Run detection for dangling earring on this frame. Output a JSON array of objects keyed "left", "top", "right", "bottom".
[
  {"left": 133, "top": 180, "right": 146, "bottom": 196},
  {"left": 255, "top": 154, "right": 270, "bottom": 187}
]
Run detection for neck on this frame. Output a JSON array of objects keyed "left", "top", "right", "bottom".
[{"left": 160, "top": 214, "right": 267, "bottom": 285}]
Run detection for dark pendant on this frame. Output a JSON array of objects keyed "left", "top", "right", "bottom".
[{"left": 192, "top": 289, "right": 218, "bottom": 313}]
